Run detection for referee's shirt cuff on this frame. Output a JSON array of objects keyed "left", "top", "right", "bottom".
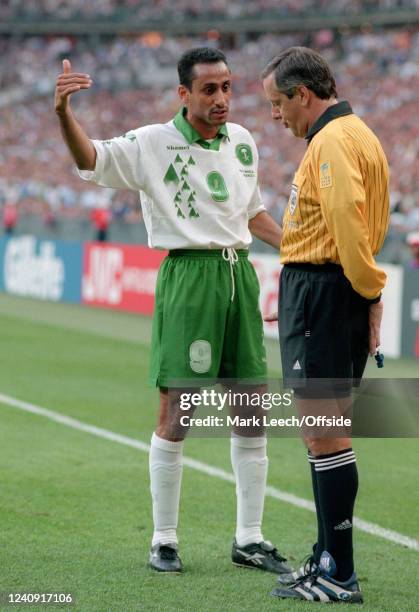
[{"left": 367, "top": 293, "right": 381, "bottom": 304}]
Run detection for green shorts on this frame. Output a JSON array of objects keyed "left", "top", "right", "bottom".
[{"left": 149, "top": 249, "right": 267, "bottom": 387}]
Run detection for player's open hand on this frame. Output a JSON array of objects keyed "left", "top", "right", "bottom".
[
  {"left": 368, "top": 300, "right": 383, "bottom": 356},
  {"left": 55, "top": 59, "right": 92, "bottom": 115},
  {"left": 264, "top": 311, "right": 278, "bottom": 322}
]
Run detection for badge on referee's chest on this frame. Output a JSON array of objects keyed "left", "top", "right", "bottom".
[
  {"left": 319, "top": 160, "right": 333, "bottom": 188},
  {"left": 289, "top": 183, "right": 298, "bottom": 215}
]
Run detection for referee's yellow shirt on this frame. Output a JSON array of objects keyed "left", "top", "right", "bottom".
[{"left": 280, "top": 101, "right": 389, "bottom": 300}]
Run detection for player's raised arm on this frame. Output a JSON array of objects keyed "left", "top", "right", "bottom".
[{"left": 55, "top": 59, "right": 96, "bottom": 171}]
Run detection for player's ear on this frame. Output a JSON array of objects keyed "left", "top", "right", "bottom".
[{"left": 178, "top": 84, "right": 190, "bottom": 106}]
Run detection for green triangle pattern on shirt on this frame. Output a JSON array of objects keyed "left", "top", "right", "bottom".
[
  {"left": 176, "top": 204, "right": 186, "bottom": 219},
  {"left": 164, "top": 150, "right": 202, "bottom": 220},
  {"left": 164, "top": 164, "right": 179, "bottom": 184},
  {"left": 187, "top": 191, "right": 198, "bottom": 217}
]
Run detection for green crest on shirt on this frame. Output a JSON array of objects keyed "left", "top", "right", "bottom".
[{"left": 235, "top": 143, "right": 253, "bottom": 166}]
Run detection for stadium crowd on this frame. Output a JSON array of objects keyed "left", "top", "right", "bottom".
[
  {"left": 1, "top": 26, "right": 418, "bottom": 256},
  {"left": 1, "top": 0, "right": 419, "bottom": 21}
]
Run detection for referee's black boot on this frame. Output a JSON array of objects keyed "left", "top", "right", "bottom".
[
  {"left": 272, "top": 551, "right": 363, "bottom": 603},
  {"left": 277, "top": 552, "right": 318, "bottom": 585}
]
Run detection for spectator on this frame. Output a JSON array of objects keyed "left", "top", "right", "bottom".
[
  {"left": 2, "top": 0, "right": 419, "bottom": 22},
  {"left": 3, "top": 202, "right": 18, "bottom": 235},
  {"left": 406, "top": 231, "right": 419, "bottom": 268},
  {"left": 91, "top": 207, "right": 111, "bottom": 242},
  {"left": 0, "top": 27, "right": 418, "bottom": 256}
]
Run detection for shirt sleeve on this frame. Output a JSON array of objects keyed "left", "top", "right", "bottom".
[
  {"left": 313, "top": 133, "right": 386, "bottom": 299},
  {"left": 247, "top": 183, "right": 266, "bottom": 220},
  {"left": 246, "top": 137, "right": 266, "bottom": 219},
  {"left": 78, "top": 130, "right": 145, "bottom": 190}
]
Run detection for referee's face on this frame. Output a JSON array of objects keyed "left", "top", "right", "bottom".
[
  {"left": 263, "top": 72, "right": 306, "bottom": 138},
  {"left": 179, "top": 61, "right": 231, "bottom": 138}
]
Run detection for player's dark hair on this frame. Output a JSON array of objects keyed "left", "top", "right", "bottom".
[
  {"left": 178, "top": 47, "right": 228, "bottom": 90},
  {"left": 261, "top": 46, "right": 337, "bottom": 100}
]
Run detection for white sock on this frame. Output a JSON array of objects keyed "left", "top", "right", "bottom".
[
  {"left": 231, "top": 434, "right": 268, "bottom": 547},
  {"left": 149, "top": 432, "right": 184, "bottom": 547}
]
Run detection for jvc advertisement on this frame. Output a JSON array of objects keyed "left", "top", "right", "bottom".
[
  {"left": 82, "top": 243, "right": 166, "bottom": 314},
  {"left": 0, "top": 236, "right": 416, "bottom": 360}
]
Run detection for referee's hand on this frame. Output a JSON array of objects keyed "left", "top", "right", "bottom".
[
  {"left": 368, "top": 301, "right": 383, "bottom": 356},
  {"left": 264, "top": 312, "right": 278, "bottom": 322}
]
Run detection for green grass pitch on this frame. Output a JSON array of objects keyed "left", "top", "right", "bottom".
[{"left": 0, "top": 294, "right": 418, "bottom": 611}]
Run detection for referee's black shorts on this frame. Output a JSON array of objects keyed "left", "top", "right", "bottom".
[{"left": 279, "top": 263, "right": 370, "bottom": 397}]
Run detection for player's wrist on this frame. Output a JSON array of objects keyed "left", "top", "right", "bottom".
[{"left": 55, "top": 105, "right": 73, "bottom": 120}]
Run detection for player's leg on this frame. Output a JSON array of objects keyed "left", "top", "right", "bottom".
[
  {"left": 148, "top": 390, "right": 184, "bottom": 572},
  {"left": 229, "top": 420, "right": 290, "bottom": 573},
  {"left": 222, "top": 255, "right": 290, "bottom": 573},
  {"left": 228, "top": 387, "right": 268, "bottom": 549},
  {"left": 230, "top": 433, "right": 268, "bottom": 546},
  {"left": 149, "top": 387, "right": 198, "bottom": 572},
  {"left": 148, "top": 251, "right": 228, "bottom": 572}
]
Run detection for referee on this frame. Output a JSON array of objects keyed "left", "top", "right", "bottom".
[{"left": 262, "top": 47, "right": 389, "bottom": 604}]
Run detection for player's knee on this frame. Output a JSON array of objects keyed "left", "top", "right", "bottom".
[
  {"left": 305, "top": 437, "right": 352, "bottom": 457},
  {"left": 155, "top": 424, "right": 186, "bottom": 442},
  {"left": 156, "top": 388, "right": 196, "bottom": 441},
  {"left": 156, "top": 409, "right": 188, "bottom": 441},
  {"left": 232, "top": 425, "right": 265, "bottom": 438}
]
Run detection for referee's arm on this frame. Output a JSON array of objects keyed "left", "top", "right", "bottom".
[{"left": 315, "top": 137, "right": 386, "bottom": 301}]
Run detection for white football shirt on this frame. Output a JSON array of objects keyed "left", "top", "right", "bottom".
[{"left": 79, "top": 108, "right": 265, "bottom": 250}]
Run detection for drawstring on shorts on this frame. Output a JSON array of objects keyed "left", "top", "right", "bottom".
[{"left": 222, "top": 247, "right": 239, "bottom": 302}]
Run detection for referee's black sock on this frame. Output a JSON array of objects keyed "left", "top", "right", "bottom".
[
  {"left": 307, "top": 451, "right": 324, "bottom": 565},
  {"left": 313, "top": 448, "right": 358, "bottom": 582}
]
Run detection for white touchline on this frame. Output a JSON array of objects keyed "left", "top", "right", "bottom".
[{"left": 1, "top": 391, "right": 418, "bottom": 552}]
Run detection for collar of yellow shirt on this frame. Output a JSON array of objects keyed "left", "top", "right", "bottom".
[{"left": 305, "top": 100, "right": 353, "bottom": 143}]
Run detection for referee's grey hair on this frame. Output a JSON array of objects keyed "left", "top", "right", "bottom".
[{"left": 261, "top": 47, "right": 337, "bottom": 100}]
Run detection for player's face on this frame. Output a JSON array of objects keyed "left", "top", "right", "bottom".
[
  {"left": 180, "top": 62, "right": 232, "bottom": 136},
  {"left": 263, "top": 72, "right": 307, "bottom": 138}
]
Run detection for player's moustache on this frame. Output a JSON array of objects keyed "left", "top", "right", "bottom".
[{"left": 211, "top": 107, "right": 229, "bottom": 115}]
